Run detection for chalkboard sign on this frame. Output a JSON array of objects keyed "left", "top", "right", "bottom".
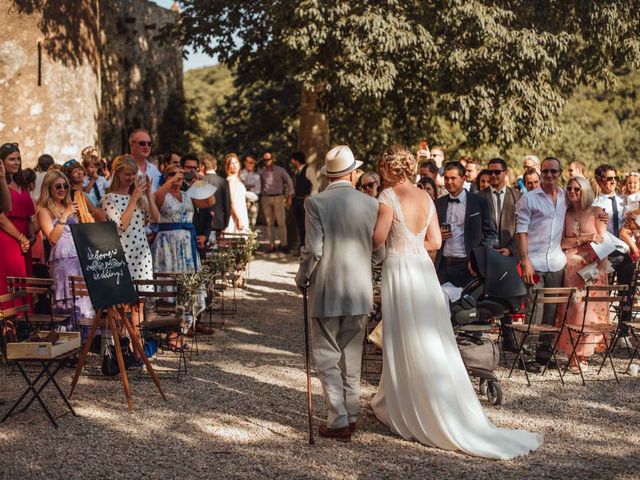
[{"left": 70, "top": 222, "right": 138, "bottom": 309}]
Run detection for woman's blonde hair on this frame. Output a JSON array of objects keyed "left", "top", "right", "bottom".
[
  {"left": 108, "top": 154, "right": 149, "bottom": 211},
  {"left": 379, "top": 144, "right": 417, "bottom": 183},
  {"left": 36, "top": 170, "right": 73, "bottom": 218},
  {"left": 567, "top": 176, "right": 595, "bottom": 210},
  {"left": 224, "top": 152, "right": 240, "bottom": 174}
]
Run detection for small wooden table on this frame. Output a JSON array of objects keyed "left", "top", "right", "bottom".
[{"left": 2, "top": 349, "right": 80, "bottom": 428}]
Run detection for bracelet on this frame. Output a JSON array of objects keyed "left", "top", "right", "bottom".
[{"left": 58, "top": 219, "right": 67, "bottom": 225}]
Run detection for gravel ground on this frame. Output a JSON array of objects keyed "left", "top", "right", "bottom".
[{"left": 1, "top": 253, "right": 639, "bottom": 479}]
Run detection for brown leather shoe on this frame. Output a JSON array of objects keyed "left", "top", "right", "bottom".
[
  {"left": 318, "top": 425, "right": 351, "bottom": 442},
  {"left": 349, "top": 422, "right": 357, "bottom": 434},
  {"left": 195, "top": 323, "right": 215, "bottom": 335}
]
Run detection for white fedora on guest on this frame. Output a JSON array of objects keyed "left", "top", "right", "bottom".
[{"left": 320, "top": 145, "right": 363, "bottom": 177}]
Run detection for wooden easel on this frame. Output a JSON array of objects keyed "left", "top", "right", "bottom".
[{"left": 69, "top": 304, "right": 166, "bottom": 411}]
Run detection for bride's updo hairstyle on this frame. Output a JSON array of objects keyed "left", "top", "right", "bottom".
[{"left": 379, "top": 144, "right": 417, "bottom": 184}]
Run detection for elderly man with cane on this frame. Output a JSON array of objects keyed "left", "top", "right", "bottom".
[{"left": 296, "top": 145, "right": 379, "bottom": 442}]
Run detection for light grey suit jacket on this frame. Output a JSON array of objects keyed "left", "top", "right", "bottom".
[{"left": 295, "top": 181, "right": 379, "bottom": 318}]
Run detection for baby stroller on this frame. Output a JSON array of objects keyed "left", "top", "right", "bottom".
[{"left": 449, "top": 247, "right": 528, "bottom": 406}]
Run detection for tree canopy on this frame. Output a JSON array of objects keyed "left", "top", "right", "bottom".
[{"left": 169, "top": 1, "right": 640, "bottom": 159}]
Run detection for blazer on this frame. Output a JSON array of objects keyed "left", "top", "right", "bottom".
[
  {"left": 295, "top": 182, "right": 379, "bottom": 318},
  {"left": 434, "top": 191, "right": 497, "bottom": 270},
  {"left": 204, "top": 173, "right": 231, "bottom": 231},
  {"left": 478, "top": 186, "right": 522, "bottom": 260}
]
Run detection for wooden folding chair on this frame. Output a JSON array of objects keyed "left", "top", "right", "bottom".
[
  {"left": 507, "top": 287, "right": 575, "bottom": 386},
  {"left": 566, "top": 285, "right": 629, "bottom": 386},
  {"left": 6, "top": 277, "right": 70, "bottom": 330},
  {"left": 135, "top": 278, "right": 187, "bottom": 381}
]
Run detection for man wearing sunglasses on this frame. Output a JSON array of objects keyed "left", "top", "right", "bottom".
[
  {"left": 479, "top": 158, "right": 522, "bottom": 352},
  {"left": 129, "top": 129, "right": 161, "bottom": 193},
  {"left": 592, "top": 164, "right": 635, "bottom": 348},
  {"left": 516, "top": 157, "right": 567, "bottom": 368}
]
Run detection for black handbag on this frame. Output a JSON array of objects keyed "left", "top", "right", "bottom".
[{"left": 101, "top": 337, "right": 136, "bottom": 376}]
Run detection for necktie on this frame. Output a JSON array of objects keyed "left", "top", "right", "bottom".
[
  {"left": 611, "top": 196, "right": 620, "bottom": 236},
  {"left": 493, "top": 190, "right": 503, "bottom": 227}
]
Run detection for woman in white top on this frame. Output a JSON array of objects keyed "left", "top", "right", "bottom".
[{"left": 224, "top": 153, "right": 249, "bottom": 234}]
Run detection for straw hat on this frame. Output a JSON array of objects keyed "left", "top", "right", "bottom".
[
  {"left": 186, "top": 180, "right": 216, "bottom": 200},
  {"left": 320, "top": 145, "right": 362, "bottom": 178}
]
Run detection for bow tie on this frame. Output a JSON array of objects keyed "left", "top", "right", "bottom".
[{"left": 448, "top": 197, "right": 460, "bottom": 204}]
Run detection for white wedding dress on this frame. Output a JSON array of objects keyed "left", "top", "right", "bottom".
[{"left": 371, "top": 188, "right": 543, "bottom": 460}]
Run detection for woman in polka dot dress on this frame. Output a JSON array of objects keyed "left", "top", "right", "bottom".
[{"left": 102, "top": 155, "right": 160, "bottom": 361}]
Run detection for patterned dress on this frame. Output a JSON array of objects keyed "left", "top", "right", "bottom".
[
  {"left": 101, "top": 193, "right": 154, "bottom": 291},
  {"left": 555, "top": 210, "right": 609, "bottom": 358}
]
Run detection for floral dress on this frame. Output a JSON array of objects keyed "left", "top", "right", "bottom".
[{"left": 555, "top": 210, "right": 609, "bottom": 358}]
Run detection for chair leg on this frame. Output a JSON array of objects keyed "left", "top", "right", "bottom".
[
  {"left": 566, "top": 329, "right": 585, "bottom": 386},
  {"left": 509, "top": 332, "right": 531, "bottom": 386},
  {"left": 600, "top": 334, "right": 619, "bottom": 384}
]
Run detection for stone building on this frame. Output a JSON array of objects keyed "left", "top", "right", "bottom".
[{"left": 0, "top": 0, "right": 183, "bottom": 167}]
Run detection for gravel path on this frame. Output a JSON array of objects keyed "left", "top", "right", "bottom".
[{"left": 1, "top": 253, "right": 639, "bottom": 479}]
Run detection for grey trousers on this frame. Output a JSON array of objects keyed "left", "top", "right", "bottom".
[
  {"left": 311, "top": 314, "right": 367, "bottom": 429},
  {"left": 525, "top": 267, "right": 566, "bottom": 361},
  {"left": 261, "top": 195, "right": 287, "bottom": 246}
]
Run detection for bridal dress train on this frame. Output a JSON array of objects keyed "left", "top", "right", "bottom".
[{"left": 370, "top": 188, "right": 543, "bottom": 460}]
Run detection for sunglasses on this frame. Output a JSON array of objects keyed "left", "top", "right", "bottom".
[
  {"left": 541, "top": 168, "right": 560, "bottom": 175},
  {"left": 362, "top": 182, "right": 377, "bottom": 189},
  {"left": 137, "top": 141, "right": 152, "bottom": 147},
  {"left": 488, "top": 169, "right": 505, "bottom": 175},
  {"left": 599, "top": 176, "right": 617, "bottom": 182},
  {"left": 566, "top": 186, "right": 581, "bottom": 193},
  {"left": 63, "top": 159, "right": 78, "bottom": 168},
  {"left": 54, "top": 183, "right": 70, "bottom": 191}
]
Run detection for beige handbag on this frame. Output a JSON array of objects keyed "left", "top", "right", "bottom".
[{"left": 368, "top": 321, "right": 383, "bottom": 349}]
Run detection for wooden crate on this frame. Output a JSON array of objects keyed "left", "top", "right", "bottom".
[{"left": 6, "top": 332, "right": 81, "bottom": 360}]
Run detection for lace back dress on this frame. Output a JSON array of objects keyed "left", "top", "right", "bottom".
[{"left": 371, "top": 188, "right": 543, "bottom": 459}]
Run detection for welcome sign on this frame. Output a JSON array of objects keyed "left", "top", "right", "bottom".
[{"left": 70, "top": 222, "right": 138, "bottom": 309}]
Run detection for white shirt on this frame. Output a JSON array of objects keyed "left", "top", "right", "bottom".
[
  {"left": 240, "top": 169, "right": 261, "bottom": 194},
  {"left": 515, "top": 187, "right": 567, "bottom": 273},
  {"left": 592, "top": 192, "right": 625, "bottom": 236},
  {"left": 490, "top": 186, "right": 507, "bottom": 225},
  {"left": 82, "top": 175, "right": 109, "bottom": 205},
  {"left": 443, "top": 189, "right": 467, "bottom": 258},
  {"left": 137, "top": 160, "right": 161, "bottom": 193}
]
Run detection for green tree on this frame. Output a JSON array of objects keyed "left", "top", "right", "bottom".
[{"left": 168, "top": 1, "right": 640, "bottom": 167}]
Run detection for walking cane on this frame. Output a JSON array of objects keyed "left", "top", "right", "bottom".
[{"left": 302, "top": 287, "right": 315, "bottom": 445}]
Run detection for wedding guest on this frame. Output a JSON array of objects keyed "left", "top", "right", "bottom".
[
  {"left": 516, "top": 157, "right": 567, "bottom": 368},
  {"left": 417, "top": 176, "right": 437, "bottom": 201},
  {"left": 102, "top": 155, "right": 160, "bottom": 361},
  {"left": 418, "top": 160, "right": 438, "bottom": 181},
  {"left": 36, "top": 170, "right": 94, "bottom": 330},
  {"left": 33, "top": 154, "right": 55, "bottom": 200},
  {"left": 291, "top": 151, "right": 318, "bottom": 248},
  {"left": 153, "top": 164, "right": 205, "bottom": 349},
  {"left": 479, "top": 158, "right": 522, "bottom": 351},
  {"left": 523, "top": 168, "right": 541, "bottom": 192},
  {"left": 0, "top": 157, "right": 10, "bottom": 212},
  {"left": 161, "top": 151, "right": 181, "bottom": 173},
  {"left": 623, "top": 172, "right": 640, "bottom": 197},
  {"left": 435, "top": 161, "right": 497, "bottom": 287},
  {"left": 259, "top": 151, "right": 294, "bottom": 253},
  {"left": 567, "top": 160, "right": 586, "bottom": 179},
  {"left": 522, "top": 155, "right": 541, "bottom": 174},
  {"left": 81, "top": 146, "right": 109, "bottom": 206},
  {"left": 62, "top": 160, "right": 106, "bottom": 222},
  {"left": 129, "top": 129, "right": 161, "bottom": 193},
  {"left": 225, "top": 153, "right": 249, "bottom": 234},
  {"left": 431, "top": 146, "right": 446, "bottom": 168},
  {"left": 554, "top": 176, "right": 609, "bottom": 372},
  {"left": 181, "top": 154, "right": 213, "bottom": 255},
  {"left": 240, "top": 155, "right": 261, "bottom": 230},
  {"left": 202, "top": 154, "right": 230, "bottom": 240},
  {"left": 463, "top": 158, "right": 480, "bottom": 192},
  {"left": 0, "top": 143, "right": 35, "bottom": 297},
  {"left": 475, "top": 169, "right": 491, "bottom": 192},
  {"left": 359, "top": 171, "right": 381, "bottom": 199},
  {"left": 592, "top": 164, "right": 635, "bottom": 347},
  {"left": 24, "top": 168, "right": 37, "bottom": 196}
]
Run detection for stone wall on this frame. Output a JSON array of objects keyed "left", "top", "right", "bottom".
[
  {"left": 0, "top": 0, "right": 183, "bottom": 167},
  {"left": 0, "top": 0, "right": 101, "bottom": 167},
  {"left": 99, "top": 0, "right": 183, "bottom": 157}
]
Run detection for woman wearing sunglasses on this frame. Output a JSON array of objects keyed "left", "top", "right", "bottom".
[
  {"left": 36, "top": 170, "right": 94, "bottom": 330},
  {"left": 556, "top": 176, "right": 609, "bottom": 373},
  {"left": 0, "top": 142, "right": 36, "bottom": 297}
]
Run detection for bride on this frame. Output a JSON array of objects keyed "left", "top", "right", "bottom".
[{"left": 370, "top": 145, "right": 543, "bottom": 459}]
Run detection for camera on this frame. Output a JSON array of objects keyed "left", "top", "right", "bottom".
[{"left": 183, "top": 171, "right": 195, "bottom": 183}]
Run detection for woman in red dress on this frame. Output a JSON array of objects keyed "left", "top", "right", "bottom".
[{"left": 0, "top": 143, "right": 36, "bottom": 296}]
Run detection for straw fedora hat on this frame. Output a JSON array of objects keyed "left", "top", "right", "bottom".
[{"left": 320, "top": 145, "right": 362, "bottom": 178}]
